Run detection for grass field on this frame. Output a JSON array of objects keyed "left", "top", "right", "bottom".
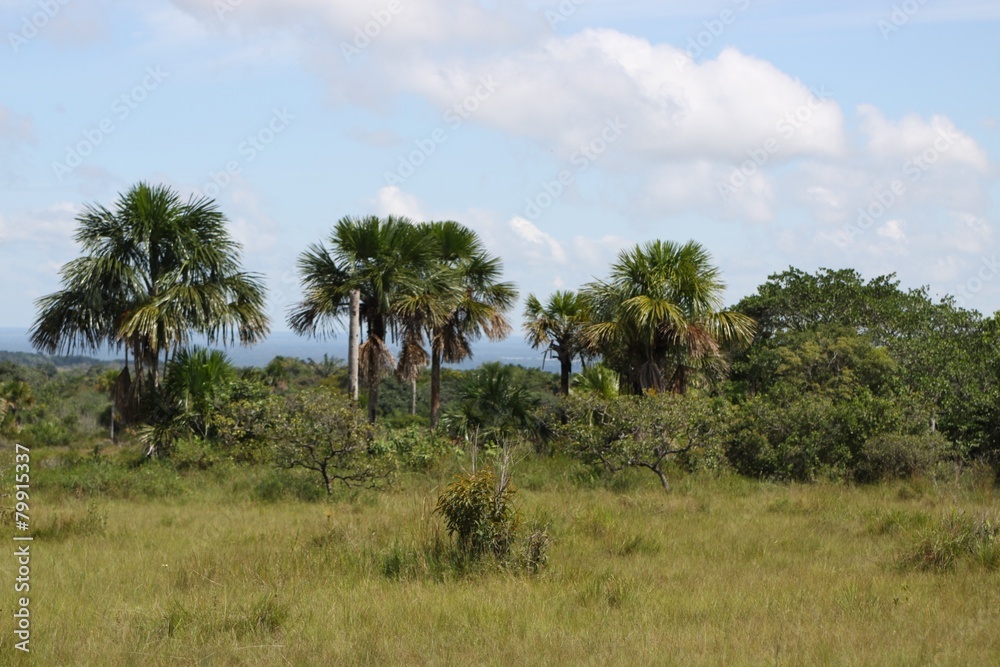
[{"left": 2, "top": 454, "right": 999, "bottom": 666}]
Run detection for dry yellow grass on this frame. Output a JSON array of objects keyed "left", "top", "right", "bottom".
[{"left": 2, "top": 459, "right": 999, "bottom": 665}]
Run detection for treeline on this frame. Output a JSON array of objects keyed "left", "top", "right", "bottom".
[{"left": 6, "top": 181, "right": 1000, "bottom": 492}]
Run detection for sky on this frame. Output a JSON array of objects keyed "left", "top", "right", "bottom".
[{"left": 1, "top": 0, "right": 998, "bottom": 341}]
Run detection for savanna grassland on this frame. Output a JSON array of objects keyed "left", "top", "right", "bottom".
[{"left": 3, "top": 453, "right": 998, "bottom": 666}]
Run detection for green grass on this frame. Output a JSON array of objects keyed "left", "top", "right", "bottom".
[{"left": 2, "top": 456, "right": 999, "bottom": 665}]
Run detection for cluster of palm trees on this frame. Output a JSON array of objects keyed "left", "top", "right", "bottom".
[
  {"left": 288, "top": 215, "right": 517, "bottom": 425},
  {"left": 29, "top": 183, "right": 752, "bottom": 432},
  {"left": 524, "top": 240, "right": 756, "bottom": 397}
]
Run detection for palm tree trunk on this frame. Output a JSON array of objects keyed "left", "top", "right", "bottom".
[
  {"left": 430, "top": 348, "right": 442, "bottom": 429},
  {"left": 368, "top": 381, "right": 379, "bottom": 423},
  {"left": 559, "top": 354, "right": 572, "bottom": 395},
  {"left": 348, "top": 289, "right": 360, "bottom": 402},
  {"left": 411, "top": 378, "right": 417, "bottom": 416}
]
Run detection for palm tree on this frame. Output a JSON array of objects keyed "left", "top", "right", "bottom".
[
  {"left": 523, "top": 290, "right": 590, "bottom": 395},
  {"left": 571, "top": 363, "right": 620, "bottom": 400},
  {"left": 29, "top": 182, "right": 269, "bottom": 419},
  {"left": 163, "top": 346, "right": 237, "bottom": 439},
  {"left": 441, "top": 362, "right": 538, "bottom": 449},
  {"left": 288, "top": 215, "right": 434, "bottom": 422},
  {"left": 583, "top": 240, "right": 755, "bottom": 394},
  {"left": 396, "top": 222, "right": 517, "bottom": 428}
]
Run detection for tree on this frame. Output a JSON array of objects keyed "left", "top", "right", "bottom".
[
  {"left": 425, "top": 223, "right": 518, "bottom": 428},
  {"left": 163, "top": 347, "right": 237, "bottom": 439},
  {"left": 523, "top": 290, "right": 589, "bottom": 395},
  {"left": 288, "top": 215, "right": 434, "bottom": 422},
  {"left": 267, "top": 390, "right": 391, "bottom": 495},
  {"left": 29, "top": 182, "right": 268, "bottom": 420},
  {"left": 571, "top": 363, "right": 620, "bottom": 400},
  {"left": 583, "top": 240, "right": 755, "bottom": 394},
  {"left": 562, "top": 392, "right": 729, "bottom": 491},
  {"left": 441, "top": 362, "right": 538, "bottom": 449}
]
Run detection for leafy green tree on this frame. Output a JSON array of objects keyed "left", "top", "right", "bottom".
[
  {"left": 732, "top": 266, "right": 995, "bottom": 456},
  {"left": 561, "top": 392, "right": 730, "bottom": 491},
  {"left": 524, "top": 290, "right": 590, "bottom": 395},
  {"left": 29, "top": 182, "right": 269, "bottom": 419},
  {"left": 288, "top": 215, "right": 435, "bottom": 422},
  {"left": 267, "top": 390, "right": 391, "bottom": 494},
  {"left": 583, "top": 240, "right": 755, "bottom": 394}
]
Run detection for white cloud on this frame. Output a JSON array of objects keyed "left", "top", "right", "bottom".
[
  {"left": 403, "top": 32, "right": 847, "bottom": 165},
  {"left": 509, "top": 216, "right": 567, "bottom": 264},
  {"left": 858, "top": 104, "right": 990, "bottom": 171},
  {"left": 372, "top": 186, "right": 426, "bottom": 220},
  {"left": 877, "top": 219, "right": 906, "bottom": 243}
]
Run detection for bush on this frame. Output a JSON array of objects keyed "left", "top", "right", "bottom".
[
  {"left": 169, "top": 437, "right": 221, "bottom": 472},
  {"left": 375, "top": 426, "right": 460, "bottom": 471},
  {"left": 436, "top": 467, "right": 519, "bottom": 561},
  {"left": 855, "top": 432, "right": 951, "bottom": 483}
]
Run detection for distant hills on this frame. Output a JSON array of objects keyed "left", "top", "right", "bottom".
[{"left": 0, "top": 328, "right": 558, "bottom": 371}]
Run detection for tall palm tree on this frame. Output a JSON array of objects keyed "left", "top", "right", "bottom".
[
  {"left": 523, "top": 290, "right": 590, "bottom": 395},
  {"left": 583, "top": 240, "right": 755, "bottom": 394},
  {"left": 398, "top": 221, "right": 517, "bottom": 428},
  {"left": 288, "top": 215, "right": 434, "bottom": 422},
  {"left": 30, "top": 182, "right": 269, "bottom": 418}
]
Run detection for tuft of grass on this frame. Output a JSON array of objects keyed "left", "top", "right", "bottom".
[
  {"left": 33, "top": 502, "right": 107, "bottom": 541},
  {"left": 901, "top": 511, "right": 1000, "bottom": 573}
]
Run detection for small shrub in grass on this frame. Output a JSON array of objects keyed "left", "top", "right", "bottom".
[
  {"left": 267, "top": 390, "right": 393, "bottom": 495},
  {"left": 436, "top": 466, "right": 520, "bottom": 562},
  {"left": 434, "top": 456, "right": 551, "bottom": 574},
  {"left": 902, "top": 511, "right": 1000, "bottom": 572}
]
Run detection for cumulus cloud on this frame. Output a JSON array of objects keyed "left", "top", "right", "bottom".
[
  {"left": 858, "top": 104, "right": 990, "bottom": 170},
  {"left": 372, "top": 186, "right": 426, "bottom": 220},
  {"left": 403, "top": 32, "right": 847, "bottom": 165},
  {"left": 509, "top": 216, "right": 567, "bottom": 264}
]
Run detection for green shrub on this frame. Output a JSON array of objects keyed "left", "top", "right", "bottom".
[
  {"left": 375, "top": 426, "right": 460, "bottom": 471},
  {"left": 436, "top": 467, "right": 520, "bottom": 561},
  {"left": 856, "top": 432, "right": 951, "bottom": 483}
]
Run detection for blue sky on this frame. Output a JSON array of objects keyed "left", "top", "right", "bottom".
[{"left": 1, "top": 0, "right": 998, "bottom": 337}]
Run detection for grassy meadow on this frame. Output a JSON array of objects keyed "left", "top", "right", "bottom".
[{"left": 2, "top": 452, "right": 999, "bottom": 666}]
